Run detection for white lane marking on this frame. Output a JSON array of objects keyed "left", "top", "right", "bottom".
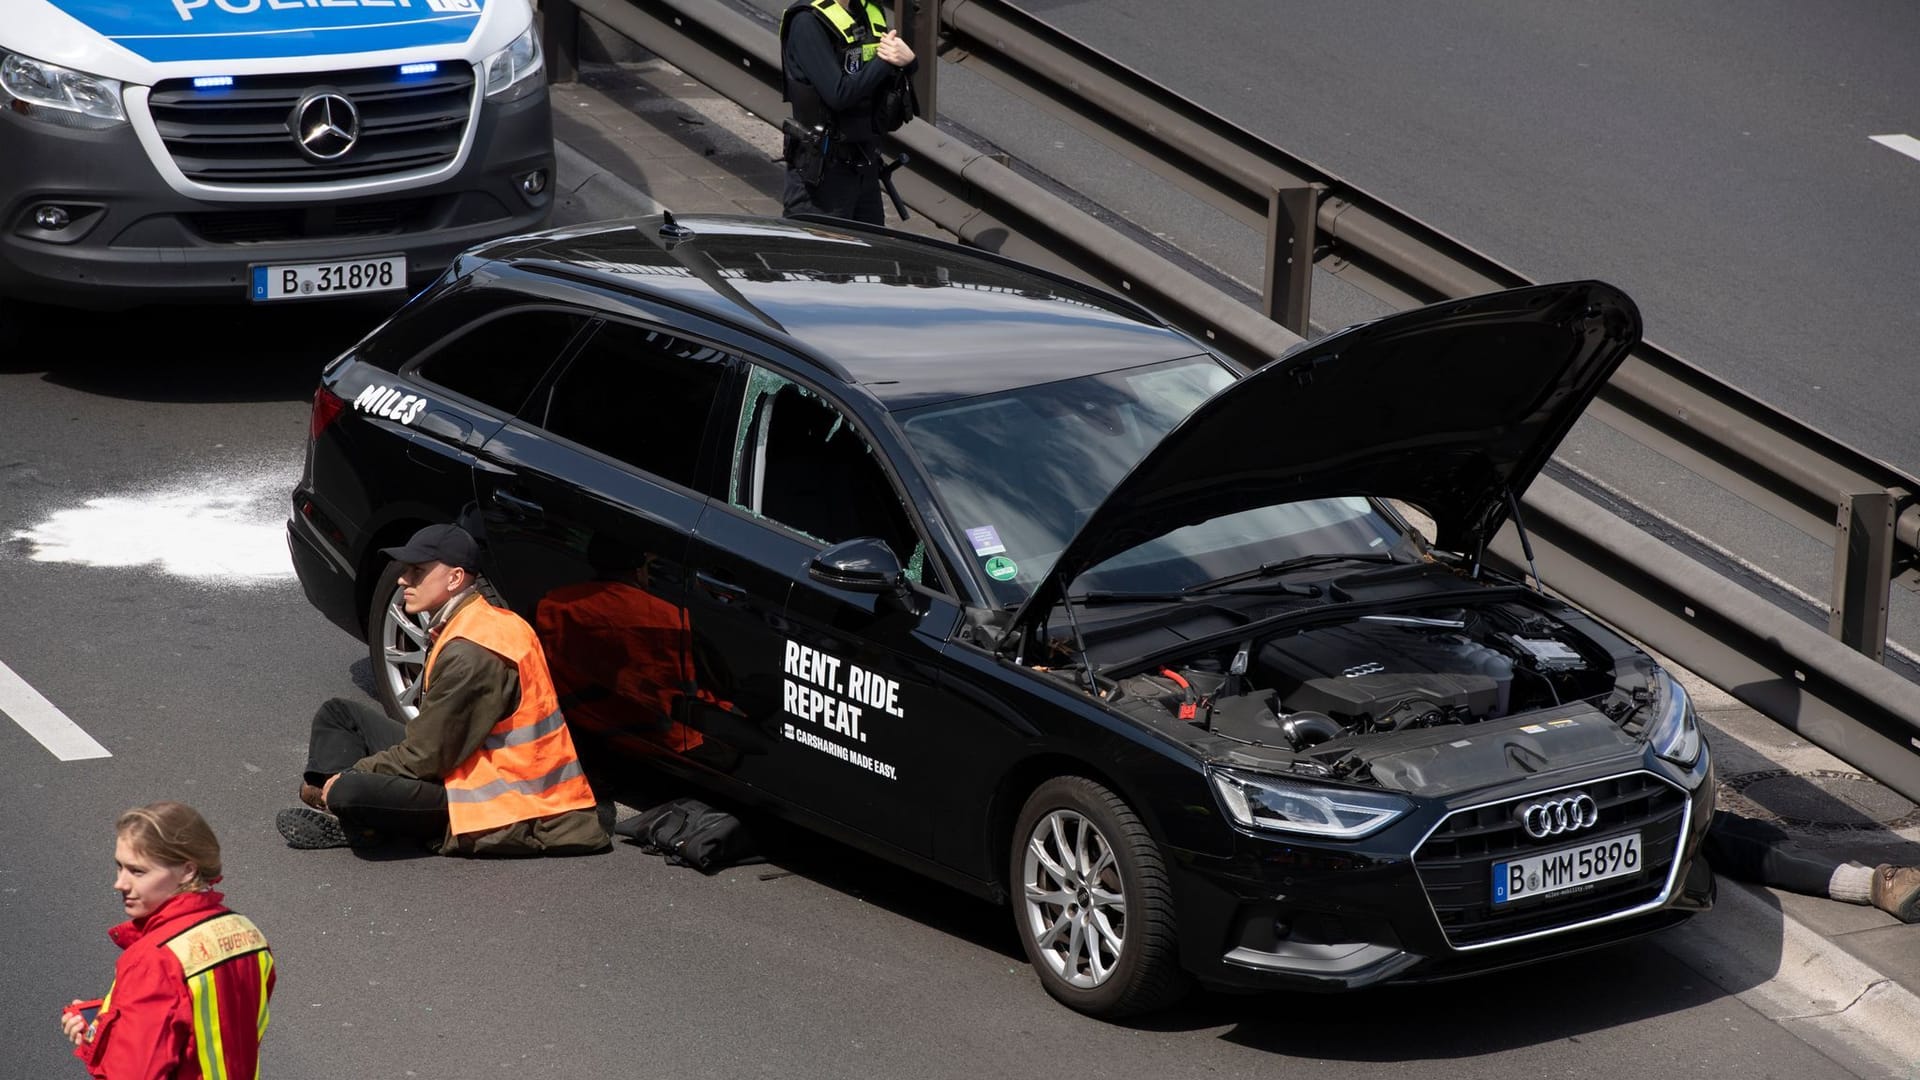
[
  {"left": 0, "top": 658, "right": 110, "bottom": 761},
  {"left": 1869, "top": 134, "right": 1920, "bottom": 163}
]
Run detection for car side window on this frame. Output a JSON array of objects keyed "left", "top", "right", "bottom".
[
  {"left": 526, "top": 320, "right": 731, "bottom": 490},
  {"left": 413, "top": 307, "right": 591, "bottom": 415},
  {"left": 730, "top": 366, "right": 940, "bottom": 591}
]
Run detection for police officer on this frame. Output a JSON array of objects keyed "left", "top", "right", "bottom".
[{"left": 780, "top": 0, "right": 918, "bottom": 225}]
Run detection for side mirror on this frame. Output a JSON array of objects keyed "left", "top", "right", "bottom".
[{"left": 809, "top": 537, "right": 908, "bottom": 595}]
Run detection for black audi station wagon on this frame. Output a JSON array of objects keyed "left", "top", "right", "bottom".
[{"left": 289, "top": 213, "right": 1714, "bottom": 1017}]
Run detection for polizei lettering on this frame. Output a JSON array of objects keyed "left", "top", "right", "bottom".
[
  {"left": 351, "top": 384, "right": 427, "bottom": 426},
  {"left": 169, "top": 0, "right": 478, "bottom": 23}
]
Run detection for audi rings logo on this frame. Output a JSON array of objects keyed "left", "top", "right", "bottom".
[
  {"left": 291, "top": 91, "right": 359, "bottom": 161},
  {"left": 1517, "top": 793, "right": 1599, "bottom": 838}
]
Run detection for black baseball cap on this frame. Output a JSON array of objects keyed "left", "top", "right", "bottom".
[{"left": 381, "top": 524, "right": 481, "bottom": 572}]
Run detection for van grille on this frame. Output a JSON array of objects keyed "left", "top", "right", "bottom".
[{"left": 147, "top": 66, "right": 474, "bottom": 186}]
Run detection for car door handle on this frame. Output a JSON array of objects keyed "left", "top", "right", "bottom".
[
  {"left": 696, "top": 571, "right": 748, "bottom": 604},
  {"left": 490, "top": 490, "right": 545, "bottom": 518}
]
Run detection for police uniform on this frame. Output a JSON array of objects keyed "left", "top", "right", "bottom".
[{"left": 780, "top": 0, "right": 916, "bottom": 225}]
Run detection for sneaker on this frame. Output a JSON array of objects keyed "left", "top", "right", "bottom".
[
  {"left": 1871, "top": 864, "right": 1920, "bottom": 923},
  {"left": 297, "top": 782, "right": 327, "bottom": 811},
  {"left": 276, "top": 807, "right": 350, "bottom": 850}
]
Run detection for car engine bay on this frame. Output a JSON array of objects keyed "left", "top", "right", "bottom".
[{"left": 1092, "top": 597, "right": 1660, "bottom": 789}]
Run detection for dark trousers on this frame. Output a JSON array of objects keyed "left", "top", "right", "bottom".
[
  {"left": 782, "top": 157, "right": 883, "bottom": 226},
  {"left": 1702, "top": 809, "right": 1843, "bottom": 896},
  {"left": 305, "top": 697, "right": 449, "bottom": 844}
]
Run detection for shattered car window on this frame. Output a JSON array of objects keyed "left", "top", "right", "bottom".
[{"left": 729, "top": 365, "right": 935, "bottom": 588}]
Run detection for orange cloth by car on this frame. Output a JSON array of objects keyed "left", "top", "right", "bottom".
[
  {"left": 427, "top": 597, "right": 598, "bottom": 835},
  {"left": 536, "top": 579, "right": 709, "bottom": 752}
]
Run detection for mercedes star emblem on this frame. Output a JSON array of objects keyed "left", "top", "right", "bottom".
[{"left": 291, "top": 91, "right": 359, "bottom": 162}]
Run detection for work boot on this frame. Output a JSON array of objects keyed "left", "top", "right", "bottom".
[
  {"left": 297, "top": 782, "right": 326, "bottom": 811},
  {"left": 1871, "top": 864, "right": 1920, "bottom": 923},
  {"left": 276, "top": 807, "right": 350, "bottom": 850}
]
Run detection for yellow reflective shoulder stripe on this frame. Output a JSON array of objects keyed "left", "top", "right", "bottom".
[
  {"left": 191, "top": 968, "right": 230, "bottom": 1080},
  {"left": 256, "top": 950, "right": 274, "bottom": 1045},
  {"left": 165, "top": 914, "right": 268, "bottom": 978},
  {"left": 808, "top": 0, "right": 855, "bottom": 37},
  {"left": 805, "top": 0, "right": 886, "bottom": 61}
]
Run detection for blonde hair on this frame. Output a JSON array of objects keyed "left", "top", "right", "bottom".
[{"left": 117, "top": 802, "right": 223, "bottom": 888}]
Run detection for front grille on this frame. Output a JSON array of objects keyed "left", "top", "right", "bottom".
[
  {"left": 147, "top": 67, "right": 475, "bottom": 185},
  {"left": 184, "top": 198, "right": 438, "bottom": 243},
  {"left": 1413, "top": 772, "right": 1688, "bottom": 948}
]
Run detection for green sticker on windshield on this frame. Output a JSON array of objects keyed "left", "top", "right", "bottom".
[{"left": 984, "top": 555, "right": 1019, "bottom": 581}]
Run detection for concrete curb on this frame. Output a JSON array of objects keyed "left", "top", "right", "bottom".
[
  {"left": 1660, "top": 876, "right": 1920, "bottom": 1079},
  {"left": 554, "top": 137, "right": 663, "bottom": 221}
]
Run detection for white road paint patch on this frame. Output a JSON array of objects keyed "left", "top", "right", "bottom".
[
  {"left": 1869, "top": 134, "right": 1920, "bottom": 163},
  {"left": 0, "top": 658, "right": 110, "bottom": 760},
  {"left": 11, "top": 469, "right": 296, "bottom": 583}
]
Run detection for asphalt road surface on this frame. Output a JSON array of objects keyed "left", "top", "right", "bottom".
[{"left": 0, "top": 252, "right": 1877, "bottom": 1077}]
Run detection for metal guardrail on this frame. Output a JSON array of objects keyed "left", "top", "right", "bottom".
[
  {"left": 935, "top": 0, "right": 1920, "bottom": 665},
  {"left": 540, "top": 0, "right": 1920, "bottom": 802}
]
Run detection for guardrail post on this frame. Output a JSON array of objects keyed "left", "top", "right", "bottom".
[
  {"left": 1830, "top": 490, "right": 1896, "bottom": 661},
  {"left": 901, "top": 0, "right": 937, "bottom": 124},
  {"left": 541, "top": 0, "right": 580, "bottom": 84},
  {"left": 1263, "top": 184, "right": 1317, "bottom": 336}
]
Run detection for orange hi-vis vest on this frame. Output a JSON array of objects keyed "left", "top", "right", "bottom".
[{"left": 427, "top": 595, "right": 597, "bottom": 836}]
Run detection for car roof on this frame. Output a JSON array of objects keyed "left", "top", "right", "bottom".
[{"left": 490, "top": 214, "right": 1209, "bottom": 409}]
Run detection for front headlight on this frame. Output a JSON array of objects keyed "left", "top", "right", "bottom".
[
  {"left": 1644, "top": 668, "right": 1701, "bottom": 767},
  {"left": 482, "top": 25, "right": 543, "bottom": 100},
  {"left": 0, "top": 52, "right": 127, "bottom": 129},
  {"left": 1209, "top": 768, "right": 1412, "bottom": 840}
]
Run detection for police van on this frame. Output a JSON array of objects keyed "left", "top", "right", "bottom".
[{"left": 1, "top": 0, "right": 553, "bottom": 308}]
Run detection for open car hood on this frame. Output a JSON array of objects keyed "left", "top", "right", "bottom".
[{"left": 1009, "top": 280, "right": 1641, "bottom": 637}]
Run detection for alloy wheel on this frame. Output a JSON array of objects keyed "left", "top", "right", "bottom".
[
  {"left": 377, "top": 580, "right": 429, "bottom": 719},
  {"left": 1020, "top": 808, "right": 1127, "bottom": 988}
]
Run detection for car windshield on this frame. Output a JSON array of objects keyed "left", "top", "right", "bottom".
[{"left": 898, "top": 357, "right": 1414, "bottom": 605}]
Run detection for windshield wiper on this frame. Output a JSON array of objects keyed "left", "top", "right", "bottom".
[{"left": 1189, "top": 552, "right": 1398, "bottom": 593}]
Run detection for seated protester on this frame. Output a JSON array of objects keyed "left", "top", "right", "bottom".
[
  {"left": 277, "top": 524, "right": 610, "bottom": 856},
  {"left": 1707, "top": 809, "right": 1920, "bottom": 922}
]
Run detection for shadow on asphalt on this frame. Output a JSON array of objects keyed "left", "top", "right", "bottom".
[
  {"left": 0, "top": 297, "right": 398, "bottom": 403},
  {"left": 1150, "top": 937, "right": 1723, "bottom": 1056}
]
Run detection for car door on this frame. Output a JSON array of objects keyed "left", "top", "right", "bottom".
[
  {"left": 474, "top": 315, "right": 737, "bottom": 767},
  {"left": 682, "top": 364, "right": 965, "bottom": 857}
]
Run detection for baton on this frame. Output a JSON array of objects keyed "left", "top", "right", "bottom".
[{"left": 878, "top": 152, "right": 911, "bottom": 222}]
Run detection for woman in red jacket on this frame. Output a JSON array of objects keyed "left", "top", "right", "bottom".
[{"left": 60, "top": 802, "right": 276, "bottom": 1080}]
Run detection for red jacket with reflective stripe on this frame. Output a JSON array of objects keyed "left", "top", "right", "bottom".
[
  {"left": 429, "top": 596, "right": 598, "bottom": 835},
  {"left": 76, "top": 890, "right": 275, "bottom": 1080}
]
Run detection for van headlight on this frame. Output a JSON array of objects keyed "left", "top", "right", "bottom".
[
  {"left": 1644, "top": 668, "right": 1702, "bottom": 767},
  {"left": 1209, "top": 768, "right": 1411, "bottom": 839},
  {"left": 482, "top": 25, "right": 543, "bottom": 101},
  {"left": 0, "top": 52, "right": 127, "bottom": 129}
]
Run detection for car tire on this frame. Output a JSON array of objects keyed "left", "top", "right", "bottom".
[
  {"left": 1010, "top": 776, "right": 1188, "bottom": 1018},
  {"left": 365, "top": 558, "right": 430, "bottom": 721}
]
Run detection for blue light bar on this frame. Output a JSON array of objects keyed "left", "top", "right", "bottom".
[
  {"left": 398, "top": 62, "right": 438, "bottom": 76},
  {"left": 193, "top": 75, "right": 234, "bottom": 88}
]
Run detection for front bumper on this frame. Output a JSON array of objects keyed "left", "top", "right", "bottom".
[
  {"left": 0, "top": 86, "right": 553, "bottom": 309},
  {"left": 1168, "top": 754, "right": 1716, "bottom": 992}
]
